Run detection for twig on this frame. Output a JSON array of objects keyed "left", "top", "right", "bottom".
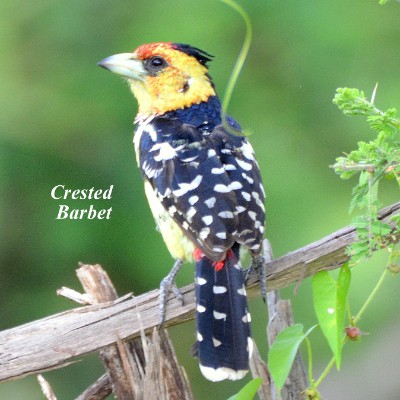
[
  {"left": 246, "top": 201, "right": 399, "bottom": 294},
  {"left": 37, "top": 374, "right": 57, "bottom": 400},
  {"left": 75, "top": 374, "right": 112, "bottom": 400},
  {"left": 76, "top": 264, "right": 137, "bottom": 400},
  {"left": 249, "top": 240, "right": 273, "bottom": 400},
  {"left": 249, "top": 341, "right": 271, "bottom": 400},
  {"left": 56, "top": 287, "right": 92, "bottom": 305},
  {"left": 75, "top": 264, "right": 193, "bottom": 400},
  {"left": 263, "top": 239, "right": 308, "bottom": 400},
  {"left": 267, "top": 298, "right": 308, "bottom": 399}
]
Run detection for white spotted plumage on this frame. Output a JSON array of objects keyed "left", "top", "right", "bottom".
[
  {"left": 100, "top": 42, "right": 266, "bottom": 383},
  {"left": 135, "top": 115, "right": 265, "bottom": 263},
  {"left": 213, "top": 285, "right": 228, "bottom": 294},
  {"left": 172, "top": 175, "right": 203, "bottom": 198}
]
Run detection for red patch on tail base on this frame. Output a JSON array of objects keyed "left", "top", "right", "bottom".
[
  {"left": 212, "top": 249, "right": 234, "bottom": 272},
  {"left": 194, "top": 248, "right": 236, "bottom": 271},
  {"left": 213, "top": 260, "right": 225, "bottom": 271}
]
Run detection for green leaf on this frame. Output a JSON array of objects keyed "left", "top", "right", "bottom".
[
  {"left": 313, "top": 272, "right": 338, "bottom": 364},
  {"left": 227, "top": 378, "right": 262, "bottom": 400},
  {"left": 370, "top": 220, "right": 392, "bottom": 236},
  {"left": 333, "top": 87, "right": 374, "bottom": 117},
  {"left": 312, "top": 265, "right": 352, "bottom": 369},
  {"left": 268, "top": 324, "right": 316, "bottom": 390},
  {"left": 336, "top": 263, "right": 352, "bottom": 363}
]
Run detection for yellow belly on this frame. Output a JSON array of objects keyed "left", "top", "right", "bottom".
[{"left": 144, "top": 181, "right": 195, "bottom": 262}]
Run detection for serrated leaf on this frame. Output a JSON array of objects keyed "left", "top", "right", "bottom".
[
  {"left": 347, "top": 242, "right": 369, "bottom": 258},
  {"left": 227, "top": 378, "right": 262, "bottom": 400},
  {"left": 312, "top": 266, "right": 351, "bottom": 369},
  {"left": 370, "top": 220, "right": 392, "bottom": 235},
  {"left": 268, "top": 324, "right": 314, "bottom": 390},
  {"left": 392, "top": 214, "right": 400, "bottom": 225},
  {"left": 353, "top": 216, "right": 370, "bottom": 228},
  {"left": 340, "top": 170, "right": 357, "bottom": 180}
]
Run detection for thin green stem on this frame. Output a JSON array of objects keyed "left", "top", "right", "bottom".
[
  {"left": 346, "top": 302, "right": 352, "bottom": 325},
  {"left": 353, "top": 267, "right": 389, "bottom": 324},
  {"left": 367, "top": 171, "right": 375, "bottom": 249},
  {"left": 219, "top": 0, "right": 252, "bottom": 114},
  {"left": 304, "top": 337, "right": 314, "bottom": 385},
  {"left": 314, "top": 357, "right": 335, "bottom": 388}
]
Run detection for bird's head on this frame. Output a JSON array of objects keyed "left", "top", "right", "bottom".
[{"left": 99, "top": 42, "right": 216, "bottom": 119}]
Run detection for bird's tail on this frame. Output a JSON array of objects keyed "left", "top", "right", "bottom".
[{"left": 194, "top": 243, "right": 252, "bottom": 381}]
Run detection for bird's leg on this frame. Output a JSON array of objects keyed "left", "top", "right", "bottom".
[
  {"left": 244, "top": 239, "right": 272, "bottom": 302},
  {"left": 246, "top": 239, "right": 271, "bottom": 302},
  {"left": 159, "top": 258, "right": 184, "bottom": 326},
  {"left": 248, "top": 254, "right": 267, "bottom": 302}
]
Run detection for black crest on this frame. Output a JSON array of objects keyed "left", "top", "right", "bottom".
[{"left": 172, "top": 43, "right": 214, "bottom": 66}]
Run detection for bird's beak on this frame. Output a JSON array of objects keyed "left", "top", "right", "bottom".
[{"left": 98, "top": 53, "right": 146, "bottom": 81}]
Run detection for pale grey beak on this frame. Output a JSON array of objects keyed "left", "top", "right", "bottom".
[{"left": 98, "top": 53, "right": 146, "bottom": 80}]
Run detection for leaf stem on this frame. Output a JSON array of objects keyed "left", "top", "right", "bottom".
[
  {"left": 367, "top": 172, "right": 374, "bottom": 249},
  {"left": 304, "top": 336, "right": 314, "bottom": 384},
  {"left": 346, "top": 302, "right": 352, "bottom": 324},
  {"left": 314, "top": 357, "right": 335, "bottom": 388},
  {"left": 219, "top": 0, "right": 252, "bottom": 113},
  {"left": 353, "top": 267, "right": 389, "bottom": 324}
]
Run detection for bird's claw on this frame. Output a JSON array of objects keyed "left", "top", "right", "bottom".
[
  {"left": 246, "top": 254, "right": 267, "bottom": 302},
  {"left": 159, "top": 259, "right": 184, "bottom": 326}
]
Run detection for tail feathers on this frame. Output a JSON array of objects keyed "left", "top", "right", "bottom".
[{"left": 194, "top": 244, "right": 252, "bottom": 382}]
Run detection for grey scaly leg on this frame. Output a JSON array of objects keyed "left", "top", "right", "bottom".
[
  {"left": 251, "top": 254, "right": 267, "bottom": 302},
  {"left": 159, "top": 259, "right": 184, "bottom": 325},
  {"left": 246, "top": 239, "right": 270, "bottom": 302}
]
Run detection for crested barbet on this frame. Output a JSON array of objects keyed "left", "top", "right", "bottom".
[{"left": 99, "top": 42, "right": 266, "bottom": 382}]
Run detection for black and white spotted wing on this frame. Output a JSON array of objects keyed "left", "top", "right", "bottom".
[{"left": 136, "top": 116, "right": 265, "bottom": 261}]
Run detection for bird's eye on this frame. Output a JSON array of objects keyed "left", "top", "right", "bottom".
[
  {"left": 144, "top": 56, "right": 168, "bottom": 74},
  {"left": 150, "top": 57, "right": 165, "bottom": 67}
]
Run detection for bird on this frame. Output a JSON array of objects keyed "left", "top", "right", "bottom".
[{"left": 98, "top": 42, "right": 266, "bottom": 382}]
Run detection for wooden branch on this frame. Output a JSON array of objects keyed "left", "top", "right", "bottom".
[
  {"left": 76, "top": 264, "right": 134, "bottom": 400},
  {"left": 75, "top": 374, "right": 111, "bottom": 400},
  {"left": 68, "top": 264, "right": 193, "bottom": 400},
  {"left": 249, "top": 342, "right": 271, "bottom": 400},
  {"left": 262, "top": 239, "right": 308, "bottom": 400},
  {"left": 37, "top": 374, "right": 58, "bottom": 400},
  {"left": 246, "top": 201, "right": 400, "bottom": 293},
  {"left": 267, "top": 295, "right": 308, "bottom": 399},
  {"left": 250, "top": 240, "right": 273, "bottom": 400},
  {"left": 0, "top": 202, "right": 399, "bottom": 383}
]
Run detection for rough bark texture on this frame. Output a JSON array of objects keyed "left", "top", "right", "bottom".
[
  {"left": 267, "top": 294, "right": 309, "bottom": 400},
  {"left": 77, "top": 264, "right": 134, "bottom": 400}
]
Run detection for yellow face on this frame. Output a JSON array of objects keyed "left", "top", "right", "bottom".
[{"left": 99, "top": 42, "right": 216, "bottom": 117}]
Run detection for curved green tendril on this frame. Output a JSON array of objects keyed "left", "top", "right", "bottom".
[{"left": 219, "top": 0, "right": 252, "bottom": 127}]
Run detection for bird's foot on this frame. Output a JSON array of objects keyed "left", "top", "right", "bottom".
[
  {"left": 159, "top": 259, "right": 184, "bottom": 326},
  {"left": 245, "top": 254, "right": 267, "bottom": 302}
]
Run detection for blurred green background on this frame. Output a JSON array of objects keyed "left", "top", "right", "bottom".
[{"left": 1, "top": 0, "right": 399, "bottom": 399}]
